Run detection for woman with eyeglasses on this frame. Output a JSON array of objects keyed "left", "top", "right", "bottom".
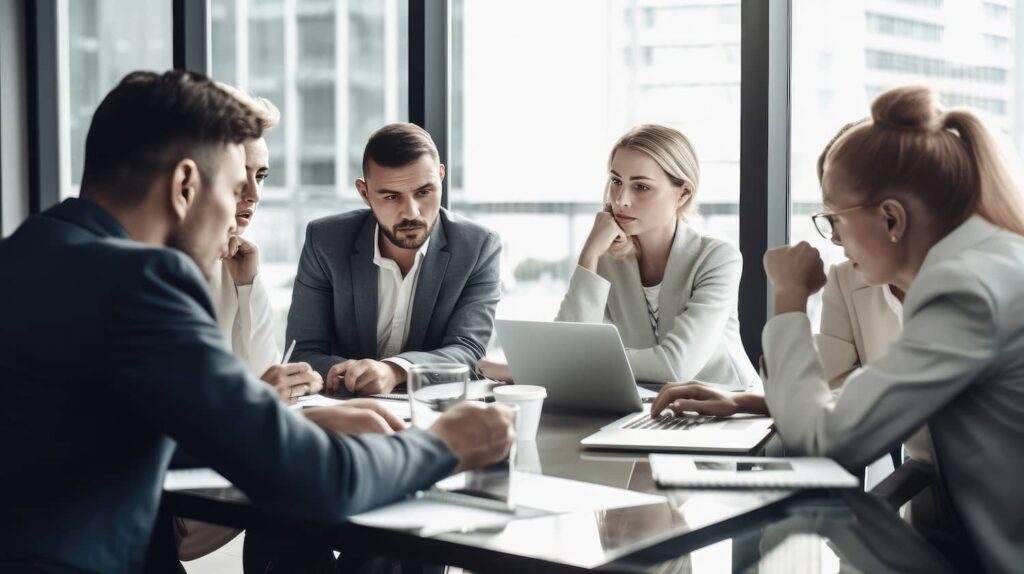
[{"left": 651, "top": 85, "right": 1024, "bottom": 571}]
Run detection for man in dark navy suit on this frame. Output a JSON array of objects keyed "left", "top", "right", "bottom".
[{"left": 0, "top": 70, "right": 514, "bottom": 573}]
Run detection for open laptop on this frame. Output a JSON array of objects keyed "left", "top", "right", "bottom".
[{"left": 495, "top": 320, "right": 773, "bottom": 454}]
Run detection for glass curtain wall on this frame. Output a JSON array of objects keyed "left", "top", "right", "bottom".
[{"left": 210, "top": 0, "right": 408, "bottom": 347}]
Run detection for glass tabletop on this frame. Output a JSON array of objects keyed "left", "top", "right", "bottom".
[{"left": 166, "top": 410, "right": 955, "bottom": 573}]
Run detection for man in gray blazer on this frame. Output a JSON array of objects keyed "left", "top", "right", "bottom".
[
  {"left": 287, "top": 123, "right": 501, "bottom": 396},
  {"left": 0, "top": 71, "right": 513, "bottom": 573}
]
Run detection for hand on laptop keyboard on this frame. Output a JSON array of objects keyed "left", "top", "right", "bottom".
[{"left": 624, "top": 413, "right": 715, "bottom": 431}]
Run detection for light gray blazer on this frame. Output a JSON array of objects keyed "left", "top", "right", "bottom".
[
  {"left": 817, "top": 260, "right": 932, "bottom": 464},
  {"left": 763, "top": 215, "right": 1024, "bottom": 573},
  {"left": 286, "top": 208, "right": 501, "bottom": 382},
  {"left": 556, "top": 220, "right": 759, "bottom": 390}
]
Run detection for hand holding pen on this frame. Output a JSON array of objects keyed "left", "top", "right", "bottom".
[{"left": 259, "top": 340, "right": 324, "bottom": 404}]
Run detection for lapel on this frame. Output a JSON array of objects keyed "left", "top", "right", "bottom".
[
  {"left": 351, "top": 214, "right": 380, "bottom": 359},
  {"left": 656, "top": 221, "right": 701, "bottom": 340},
  {"left": 616, "top": 256, "right": 657, "bottom": 347},
  {"left": 405, "top": 212, "right": 451, "bottom": 352},
  {"left": 851, "top": 283, "right": 902, "bottom": 362}
]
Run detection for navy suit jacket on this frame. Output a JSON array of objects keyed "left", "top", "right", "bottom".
[
  {"left": 0, "top": 199, "right": 456, "bottom": 573},
  {"left": 286, "top": 208, "right": 501, "bottom": 382}
]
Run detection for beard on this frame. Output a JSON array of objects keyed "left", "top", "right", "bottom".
[{"left": 379, "top": 216, "right": 435, "bottom": 250}]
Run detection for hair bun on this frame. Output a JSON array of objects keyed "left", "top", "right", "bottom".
[{"left": 870, "top": 85, "right": 941, "bottom": 131}]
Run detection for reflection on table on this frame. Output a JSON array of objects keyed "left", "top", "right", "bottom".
[{"left": 165, "top": 411, "right": 955, "bottom": 572}]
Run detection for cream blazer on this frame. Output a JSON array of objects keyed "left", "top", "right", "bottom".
[
  {"left": 207, "top": 260, "right": 278, "bottom": 377},
  {"left": 556, "top": 220, "right": 759, "bottom": 390},
  {"left": 816, "top": 261, "right": 933, "bottom": 464},
  {"left": 762, "top": 215, "right": 1024, "bottom": 573}
]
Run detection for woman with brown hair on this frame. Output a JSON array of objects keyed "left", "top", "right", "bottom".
[{"left": 652, "top": 85, "right": 1024, "bottom": 571}]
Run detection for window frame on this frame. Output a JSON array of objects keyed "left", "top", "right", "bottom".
[{"left": 25, "top": 0, "right": 794, "bottom": 363}]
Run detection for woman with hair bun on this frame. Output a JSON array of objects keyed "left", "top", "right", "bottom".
[{"left": 652, "top": 85, "right": 1024, "bottom": 571}]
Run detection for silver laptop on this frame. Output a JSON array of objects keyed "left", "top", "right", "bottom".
[{"left": 495, "top": 320, "right": 774, "bottom": 453}]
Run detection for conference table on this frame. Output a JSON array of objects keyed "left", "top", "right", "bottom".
[{"left": 164, "top": 410, "right": 955, "bottom": 573}]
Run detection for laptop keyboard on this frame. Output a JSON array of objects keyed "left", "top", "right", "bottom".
[{"left": 623, "top": 413, "right": 715, "bottom": 431}]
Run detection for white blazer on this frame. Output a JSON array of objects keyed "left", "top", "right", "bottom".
[
  {"left": 207, "top": 261, "right": 278, "bottom": 377},
  {"left": 763, "top": 215, "right": 1024, "bottom": 573},
  {"left": 556, "top": 220, "right": 759, "bottom": 390},
  {"left": 816, "top": 261, "right": 933, "bottom": 464}
]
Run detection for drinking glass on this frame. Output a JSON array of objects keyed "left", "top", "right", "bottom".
[{"left": 408, "top": 363, "right": 469, "bottom": 428}]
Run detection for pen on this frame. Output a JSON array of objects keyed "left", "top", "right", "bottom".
[
  {"left": 416, "top": 489, "right": 517, "bottom": 514},
  {"left": 281, "top": 339, "right": 296, "bottom": 364}
]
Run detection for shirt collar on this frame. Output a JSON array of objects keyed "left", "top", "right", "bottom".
[
  {"left": 918, "top": 214, "right": 1001, "bottom": 272},
  {"left": 45, "top": 198, "right": 131, "bottom": 240}
]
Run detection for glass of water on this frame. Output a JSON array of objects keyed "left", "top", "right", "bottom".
[{"left": 408, "top": 364, "right": 469, "bottom": 428}]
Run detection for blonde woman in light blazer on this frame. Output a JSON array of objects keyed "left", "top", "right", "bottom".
[
  {"left": 478, "top": 125, "right": 759, "bottom": 390},
  {"left": 562, "top": 124, "right": 759, "bottom": 390},
  {"left": 654, "top": 86, "right": 1024, "bottom": 571}
]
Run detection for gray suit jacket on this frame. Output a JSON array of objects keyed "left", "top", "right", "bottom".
[
  {"left": 0, "top": 199, "right": 457, "bottom": 573},
  {"left": 287, "top": 208, "right": 501, "bottom": 381}
]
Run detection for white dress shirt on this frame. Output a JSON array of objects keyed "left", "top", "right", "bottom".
[
  {"left": 762, "top": 215, "right": 1024, "bottom": 573},
  {"left": 373, "top": 226, "right": 429, "bottom": 372},
  {"left": 206, "top": 260, "right": 278, "bottom": 377}
]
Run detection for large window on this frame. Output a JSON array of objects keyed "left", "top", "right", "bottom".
[
  {"left": 61, "top": 0, "right": 172, "bottom": 198},
  {"left": 789, "top": 0, "right": 1020, "bottom": 327},
  {"left": 211, "top": 0, "right": 408, "bottom": 347},
  {"left": 450, "top": 0, "right": 742, "bottom": 325}
]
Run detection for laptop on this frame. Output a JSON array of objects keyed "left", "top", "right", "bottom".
[{"left": 495, "top": 320, "right": 774, "bottom": 454}]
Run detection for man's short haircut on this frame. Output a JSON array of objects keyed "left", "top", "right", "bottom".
[
  {"left": 361, "top": 123, "right": 439, "bottom": 177},
  {"left": 81, "top": 69, "right": 264, "bottom": 204}
]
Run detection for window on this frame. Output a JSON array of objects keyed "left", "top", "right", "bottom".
[
  {"left": 886, "top": 0, "right": 943, "bottom": 7},
  {"left": 983, "top": 1, "right": 1011, "bottom": 19},
  {"left": 211, "top": 0, "right": 408, "bottom": 347},
  {"left": 790, "top": 0, "right": 1020, "bottom": 328},
  {"left": 61, "top": 0, "right": 172, "bottom": 198},
  {"left": 865, "top": 13, "right": 943, "bottom": 42},
  {"left": 450, "top": 0, "right": 742, "bottom": 326}
]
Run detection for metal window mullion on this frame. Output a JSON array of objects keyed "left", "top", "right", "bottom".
[
  {"left": 26, "top": 0, "right": 61, "bottom": 213},
  {"left": 408, "top": 0, "right": 449, "bottom": 207},
  {"left": 336, "top": 0, "right": 349, "bottom": 190},
  {"left": 738, "top": 0, "right": 791, "bottom": 364},
  {"left": 173, "top": 0, "right": 210, "bottom": 74}
]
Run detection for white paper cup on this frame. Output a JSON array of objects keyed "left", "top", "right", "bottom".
[{"left": 492, "top": 385, "right": 547, "bottom": 441}]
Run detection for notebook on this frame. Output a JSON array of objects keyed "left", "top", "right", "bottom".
[{"left": 649, "top": 454, "right": 859, "bottom": 489}]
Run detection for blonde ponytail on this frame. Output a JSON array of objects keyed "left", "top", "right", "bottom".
[
  {"left": 942, "top": 110, "right": 1024, "bottom": 235},
  {"left": 823, "top": 85, "right": 1024, "bottom": 236}
]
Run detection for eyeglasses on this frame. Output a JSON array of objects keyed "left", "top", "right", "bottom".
[{"left": 810, "top": 203, "right": 874, "bottom": 240}]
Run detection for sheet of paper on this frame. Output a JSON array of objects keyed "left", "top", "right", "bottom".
[
  {"left": 649, "top": 454, "right": 859, "bottom": 489},
  {"left": 290, "top": 396, "right": 412, "bottom": 421},
  {"left": 164, "top": 468, "right": 232, "bottom": 491},
  {"left": 349, "top": 498, "right": 520, "bottom": 537},
  {"left": 508, "top": 472, "right": 667, "bottom": 513}
]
